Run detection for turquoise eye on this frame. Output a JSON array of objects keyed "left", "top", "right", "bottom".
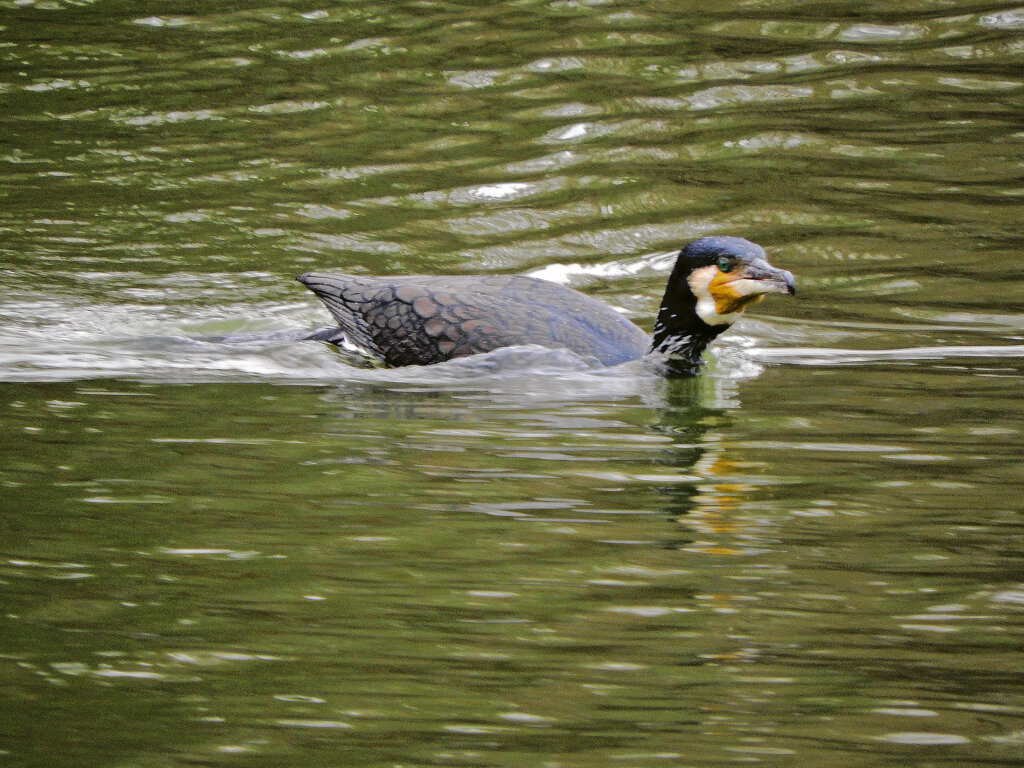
[{"left": 716, "top": 256, "right": 731, "bottom": 273}]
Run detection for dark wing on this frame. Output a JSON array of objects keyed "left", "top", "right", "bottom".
[
  {"left": 295, "top": 273, "right": 386, "bottom": 359},
  {"left": 465, "top": 275, "right": 650, "bottom": 364},
  {"left": 297, "top": 273, "right": 649, "bottom": 367}
]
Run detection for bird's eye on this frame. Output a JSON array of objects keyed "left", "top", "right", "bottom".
[{"left": 716, "top": 257, "right": 731, "bottom": 273}]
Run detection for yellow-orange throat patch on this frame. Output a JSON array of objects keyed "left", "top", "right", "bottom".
[{"left": 707, "top": 270, "right": 767, "bottom": 315}]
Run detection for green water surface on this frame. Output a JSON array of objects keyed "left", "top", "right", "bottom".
[{"left": 2, "top": 1, "right": 1023, "bottom": 766}]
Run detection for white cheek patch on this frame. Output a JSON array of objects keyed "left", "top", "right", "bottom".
[{"left": 687, "top": 266, "right": 742, "bottom": 326}]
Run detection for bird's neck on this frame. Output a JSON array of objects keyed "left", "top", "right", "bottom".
[{"left": 648, "top": 293, "right": 726, "bottom": 375}]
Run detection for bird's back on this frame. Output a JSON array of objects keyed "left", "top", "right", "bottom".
[{"left": 298, "top": 272, "right": 650, "bottom": 367}]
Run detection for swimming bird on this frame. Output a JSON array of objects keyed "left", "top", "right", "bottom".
[{"left": 298, "top": 235, "right": 795, "bottom": 375}]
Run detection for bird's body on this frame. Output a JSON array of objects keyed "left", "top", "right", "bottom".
[
  {"left": 297, "top": 272, "right": 649, "bottom": 368},
  {"left": 299, "top": 236, "right": 795, "bottom": 376}
]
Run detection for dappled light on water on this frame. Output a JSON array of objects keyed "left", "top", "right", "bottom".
[{"left": 2, "top": 0, "right": 1024, "bottom": 766}]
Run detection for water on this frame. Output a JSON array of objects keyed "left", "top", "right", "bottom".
[{"left": 2, "top": 1, "right": 1024, "bottom": 766}]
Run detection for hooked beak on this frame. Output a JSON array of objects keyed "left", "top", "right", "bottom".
[{"left": 707, "top": 258, "right": 796, "bottom": 315}]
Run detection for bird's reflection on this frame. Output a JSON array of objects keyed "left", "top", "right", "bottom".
[{"left": 651, "top": 375, "right": 761, "bottom": 555}]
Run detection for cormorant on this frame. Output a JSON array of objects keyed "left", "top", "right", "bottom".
[{"left": 298, "top": 235, "right": 795, "bottom": 375}]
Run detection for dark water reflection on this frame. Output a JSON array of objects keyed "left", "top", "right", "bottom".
[
  {"left": 3, "top": 363, "right": 1023, "bottom": 766},
  {"left": 3, "top": 0, "right": 1024, "bottom": 766}
]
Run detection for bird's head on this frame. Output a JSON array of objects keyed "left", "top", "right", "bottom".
[
  {"left": 651, "top": 236, "right": 796, "bottom": 369},
  {"left": 670, "top": 236, "right": 795, "bottom": 327}
]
